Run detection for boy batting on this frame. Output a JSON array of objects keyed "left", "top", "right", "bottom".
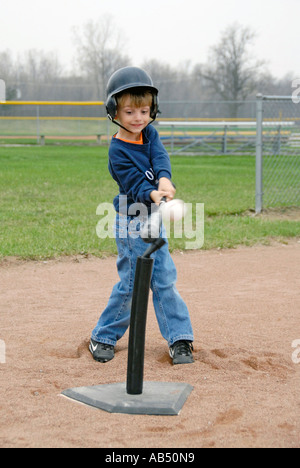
[{"left": 90, "top": 67, "right": 194, "bottom": 365}]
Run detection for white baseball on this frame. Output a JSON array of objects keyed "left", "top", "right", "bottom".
[{"left": 161, "top": 199, "right": 187, "bottom": 222}]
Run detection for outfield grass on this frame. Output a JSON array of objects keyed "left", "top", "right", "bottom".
[{"left": 0, "top": 146, "right": 299, "bottom": 260}]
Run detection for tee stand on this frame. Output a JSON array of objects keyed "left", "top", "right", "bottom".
[
  {"left": 62, "top": 230, "right": 193, "bottom": 415},
  {"left": 126, "top": 238, "right": 166, "bottom": 395}
]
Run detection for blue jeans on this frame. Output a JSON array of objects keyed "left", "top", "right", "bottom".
[{"left": 91, "top": 213, "right": 194, "bottom": 347}]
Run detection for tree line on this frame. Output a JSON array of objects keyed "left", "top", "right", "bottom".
[{"left": 0, "top": 18, "right": 296, "bottom": 118}]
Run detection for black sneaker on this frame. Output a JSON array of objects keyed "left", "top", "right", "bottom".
[
  {"left": 169, "top": 341, "right": 194, "bottom": 365},
  {"left": 89, "top": 339, "right": 115, "bottom": 363}
]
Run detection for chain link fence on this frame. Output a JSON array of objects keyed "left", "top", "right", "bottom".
[
  {"left": 255, "top": 95, "right": 300, "bottom": 213},
  {"left": 1, "top": 96, "right": 300, "bottom": 215},
  {"left": 0, "top": 100, "right": 257, "bottom": 145}
]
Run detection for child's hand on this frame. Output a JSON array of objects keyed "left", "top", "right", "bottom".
[
  {"left": 150, "top": 190, "right": 169, "bottom": 205},
  {"left": 158, "top": 177, "right": 176, "bottom": 202}
]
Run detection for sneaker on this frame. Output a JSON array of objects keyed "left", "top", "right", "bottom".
[
  {"left": 169, "top": 340, "right": 194, "bottom": 365},
  {"left": 89, "top": 339, "right": 115, "bottom": 363}
]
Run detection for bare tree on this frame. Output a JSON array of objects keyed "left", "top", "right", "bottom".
[
  {"left": 18, "top": 50, "right": 62, "bottom": 82},
  {"left": 141, "top": 60, "right": 179, "bottom": 97},
  {"left": 0, "top": 50, "right": 14, "bottom": 80},
  {"left": 13, "top": 50, "right": 63, "bottom": 100},
  {"left": 72, "top": 15, "right": 131, "bottom": 99},
  {"left": 198, "top": 24, "right": 265, "bottom": 117}
]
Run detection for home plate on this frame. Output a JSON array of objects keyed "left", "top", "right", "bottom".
[{"left": 62, "top": 381, "right": 193, "bottom": 415}]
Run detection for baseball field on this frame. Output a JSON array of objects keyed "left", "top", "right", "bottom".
[
  {"left": 0, "top": 145, "right": 299, "bottom": 448},
  {"left": 0, "top": 146, "right": 299, "bottom": 259}
]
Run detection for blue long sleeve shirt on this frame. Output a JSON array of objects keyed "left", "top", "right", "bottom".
[{"left": 108, "top": 124, "right": 172, "bottom": 214}]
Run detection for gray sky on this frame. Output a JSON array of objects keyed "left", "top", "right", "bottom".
[{"left": 1, "top": 0, "right": 299, "bottom": 79}]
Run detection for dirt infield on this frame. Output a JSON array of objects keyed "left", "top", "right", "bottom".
[{"left": 0, "top": 242, "right": 299, "bottom": 448}]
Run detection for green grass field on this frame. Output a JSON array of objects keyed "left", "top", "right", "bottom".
[{"left": 0, "top": 145, "right": 299, "bottom": 260}]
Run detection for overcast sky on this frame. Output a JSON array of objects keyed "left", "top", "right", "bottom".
[{"left": 1, "top": 0, "right": 299, "bottom": 80}]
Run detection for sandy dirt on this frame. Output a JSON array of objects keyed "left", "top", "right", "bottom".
[{"left": 0, "top": 241, "right": 299, "bottom": 448}]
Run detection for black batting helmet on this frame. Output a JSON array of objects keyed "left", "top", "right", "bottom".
[{"left": 106, "top": 66, "right": 159, "bottom": 121}]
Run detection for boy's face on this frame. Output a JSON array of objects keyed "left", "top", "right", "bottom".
[{"left": 115, "top": 94, "right": 151, "bottom": 138}]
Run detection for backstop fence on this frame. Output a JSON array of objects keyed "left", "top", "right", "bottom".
[
  {"left": 255, "top": 95, "right": 300, "bottom": 213},
  {"left": 0, "top": 101, "right": 107, "bottom": 144},
  {"left": 0, "top": 96, "right": 299, "bottom": 213},
  {"left": 0, "top": 99, "right": 259, "bottom": 146}
]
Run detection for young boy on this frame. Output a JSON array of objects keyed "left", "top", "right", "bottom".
[{"left": 90, "top": 67, "right": 194, "bottom": 365}]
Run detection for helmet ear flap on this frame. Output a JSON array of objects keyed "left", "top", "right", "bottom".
[
  {"left": 106, "top": 95, "right": 117, "bottom": 120},
  {"left": 150, "top": 93, "right": 159, "bottom": 120}
]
